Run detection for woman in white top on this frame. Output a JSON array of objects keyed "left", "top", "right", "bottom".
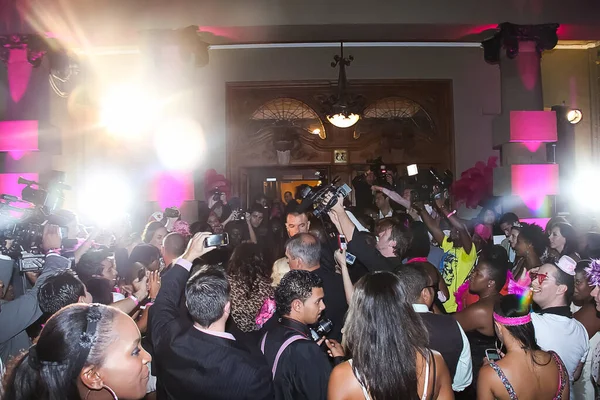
[{"left": 328, "top": 271, "right": 454, "bottom": 400}]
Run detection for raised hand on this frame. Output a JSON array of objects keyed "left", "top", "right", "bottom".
[
  {"left": 182, "top": 232, "right": 216, "bottom": 262},
  {"left": 42, "top": 224, "right": 62, "bottom": 251}
]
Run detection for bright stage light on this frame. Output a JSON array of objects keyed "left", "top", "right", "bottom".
[
  {"left": 99, "top": 84, "right": 159, "bottom": 138},
  {"left": 77, "top": 172, "right": 133, "bottom": 226},
  {"left": 407, "top": 164, "right": 419, "bottom": 177},
  {"left": 570, "top": 168, "right": 600, "bottom": 211},
  {"left": 154, "top": 117, "right": 205, "bottom": 171},
  {"left": 567, "top": 109, "right": 582, "bottom": 125}
]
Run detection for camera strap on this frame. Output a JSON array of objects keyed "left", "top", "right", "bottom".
[{"left": 260, "top": 332, "right": 308, "bottom": 378}]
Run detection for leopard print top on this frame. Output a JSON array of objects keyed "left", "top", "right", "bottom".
[{"left": 229, "top": 274, "right": 274, "bottom": 332}]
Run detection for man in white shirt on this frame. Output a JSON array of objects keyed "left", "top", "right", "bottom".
[
  {"left": 398, "top": 264, "right": 473, "bottom": 391},
  {"left": 374, "top": 191, "right": 393, "bottom": 219},
  {"left": 531, "top": 256, "right": 589, "bottom": 391}
]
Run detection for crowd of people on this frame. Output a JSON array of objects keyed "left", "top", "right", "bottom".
[{"left": 1, "top": 167, "right": 600, "bottom": 399}]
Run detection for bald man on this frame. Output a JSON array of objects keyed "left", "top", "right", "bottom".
[{"left": 161, "top": 233, "right": 187, "bottom": 275}]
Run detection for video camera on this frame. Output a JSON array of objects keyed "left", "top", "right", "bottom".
[
  {"left": 366, "top": 156, "right": 393, "bottom": 186},
  {"left": 0, "top": 176, "right": 71, "bottom": 272},
  {"left": 232, "top": 208, "right": 246, "bottom": 221},
  {"left": 408, "top": 167, "right": 454, "bottom": 205},
  {"left": 309, "top": 318, "right": 333, "bottom": 342},
  {"left": 209, "top": 187, "right": 224, "bottom": 202},
  {"left": 298, "top": 173, "right": 352, "bottom": 218}
]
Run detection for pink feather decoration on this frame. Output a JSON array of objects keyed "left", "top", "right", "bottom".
[
  {"left": 451, "top": 156, "right": 498, "bottom": 209},
  {"left": 454, "top": 281, "right": 470, "bottom": 312}
]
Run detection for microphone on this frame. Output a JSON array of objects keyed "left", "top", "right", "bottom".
[{"left": 18, "top": 177, "right": 38, "bottom": 186}]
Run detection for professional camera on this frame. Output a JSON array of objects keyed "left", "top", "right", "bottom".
[
  {"left": 19, "top": 176, "right": 70, "bottom": 213},
  {"left": 309, "top": 318, "right": 333, "bottom": 341},
  {"left": 366, "top": 156, "right": 394, "bottom": 186},
  {"left": 232, "top": 208, "right": 246, "bottom": 221},
  {"left": 298, "top": 174, "right": 352, "bottom": 218},
  {"left": 409, "top": 168, "right": 454, "bottom": 204},
  {"left": 0, "top": 176, "right": 71, "bottom": 272},
  {"left": 209, "top": 187, "right": 224, "bottom": 202}
]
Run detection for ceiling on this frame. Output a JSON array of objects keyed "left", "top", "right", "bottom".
[{"left": 1, "top": 0, "right": 600, "bottom": 47}]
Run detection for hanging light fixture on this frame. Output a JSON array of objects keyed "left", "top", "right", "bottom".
[{"left": 323, "top": 43, "right": 364, "bottom": 129}]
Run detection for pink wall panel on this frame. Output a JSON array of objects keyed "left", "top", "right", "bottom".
[
  {"left": 509, "top": 111, "right": 557, "bottom": 143},
  {"left": 511, "top": 164, "right": 559, "bottom": 211},
  {"left": 149, "top": 171, "right": 195, "bottom": 209},
  {"left": 0, "top": 120, "right": 39, "bottom": 152}
]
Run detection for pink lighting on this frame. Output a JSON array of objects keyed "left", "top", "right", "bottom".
[
  {"left": 509, "top": 111, "right": 557, "bottom": 143},
  {"left": 0, "top": 120, "right": 39, "bottom": 152},
  {"left": 8, "top": 151, "right": 28, "bottom": 160},
  {"left": 522, "top": 142, "right": 542, "bottom": 152},
  {"left": 0, "top": 173, "right": 38, "bottom": 198},
  {"left": 516, "top": 51, "right": 539, "bottom": 91},
  {"left": 151, "top": 172, "right": 194, "bottom": 210},
  {"left": 7, "top": 49, "right": 33, "bottom": 103},
  {"left": 511, "top": 164, "right": 558, "bottom": 211},
  {"left": 521, "top": 218, "right": 551, "bottom": 230}
]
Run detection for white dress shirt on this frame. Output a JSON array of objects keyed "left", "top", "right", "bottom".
[
  {"left": 412, "top": 304, "right": 473, "bottom": 391},
  {"left": 378, "top": 209, "right": 393, "bottom": 219}
]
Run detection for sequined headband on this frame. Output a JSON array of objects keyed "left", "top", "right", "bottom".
[
  {"left": 28, "top": 304, "right": 102, "bottom": 371},
  {"left": 493, "top": 312, "right": 531, "bottom": 326}
]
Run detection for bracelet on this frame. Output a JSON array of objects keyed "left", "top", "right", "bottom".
[
  {"left": 446, "top": 210, "right": 457, "bottom": 219},
  {"left": 146, "top": 302, "right": 154, "bottom": 307},
  {"left": 129, "top": 295, "right": 139, "bottom": 306}
]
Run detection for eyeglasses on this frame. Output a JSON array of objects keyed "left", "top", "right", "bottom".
[{"left": 530, "top": 272, "right": 551, "bottom": 285}]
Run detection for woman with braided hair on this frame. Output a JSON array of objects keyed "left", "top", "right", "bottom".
[{"left": 2, "top": 303, "right": 151, "bottom": 400}]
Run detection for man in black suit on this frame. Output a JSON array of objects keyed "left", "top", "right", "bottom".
[
  {"left": 398, "top": 264, "right": 472, "bottom": 393},
  {"left": 150, "top": 232, "right": 273, "bottom": 400},
  {"left": 261, "top": 270, "right": 344, "bottom": 400}
]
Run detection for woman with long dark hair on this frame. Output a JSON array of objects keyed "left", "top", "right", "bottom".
[
  {"left": 477, "top": 294, "right": 569, "bottom": 399},
  {"left": 141, "top": 221, "right": 167, "bottom": 249},
  {"left": 2, "top": 303, "right": 151, "bottom": 400},
  {"left": 226, "top": 243, "right": 274, "bottom": 333},
  {"left": 549, "top": 223, "right": 580, "bottom": 261},
  {"left": 328, "top": 271, "right": 453, "bottom": 400}
]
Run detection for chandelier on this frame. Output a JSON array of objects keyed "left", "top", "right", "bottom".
[{"left": 323, "top": 43, "right": 364, "bottom": 129}]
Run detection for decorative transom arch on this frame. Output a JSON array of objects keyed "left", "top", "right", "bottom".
[{"left": 251, "top": 97, "right": 326, "bottom": 139}]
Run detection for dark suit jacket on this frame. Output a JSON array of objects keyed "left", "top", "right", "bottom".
[
  {"left": 262, "top": 317, "right": 332, "bottom": 400},
  {"left": 347, "top": 228, "right": 401, "bottom": 272},
  {"left": 149, "top": 263, "right": 274, "bottom": 400}
]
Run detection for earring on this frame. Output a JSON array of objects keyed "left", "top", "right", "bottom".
[{"left": 103, "top": 385, "right": 118, "bottom": 400}]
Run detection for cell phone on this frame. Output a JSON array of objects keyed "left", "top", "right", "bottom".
[
  {"left": 204, "top": 233, "right": 229, "bottom": 248},
  {"left": 338, "top": 235, "right": 347, "bottom": 251},
  {"left": 485, "top": 348, "right": 501, "bottom": 361},
  {"left": 345, "top": 252, "right": 356, "bottom": 265},
  {"left": 59, "top": 226, "right": 68, "bottom": 239}
]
